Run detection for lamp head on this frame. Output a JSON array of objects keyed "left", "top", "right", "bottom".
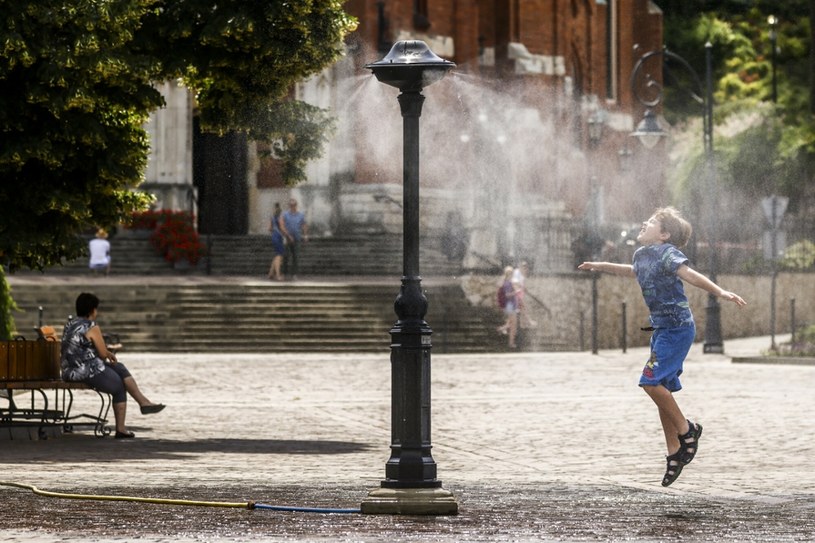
[
  {"left": 631, "top": 109, "right": 667, "bottom": 149},
  {"left": 366, "top": 40, "right": 455, "bottom": 92},
  {"left": 587, "top": 111, "right": 604, "bottom": 145}
]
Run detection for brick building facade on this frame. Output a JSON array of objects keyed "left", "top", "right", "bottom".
[{"left": 146, "top": 1, "right": 666, "bottom": 272}]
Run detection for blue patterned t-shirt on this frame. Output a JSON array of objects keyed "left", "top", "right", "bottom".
[{"left": 632, "top": 243, "right": 694, "bottom": 329}]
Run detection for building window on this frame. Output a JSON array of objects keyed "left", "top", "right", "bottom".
[
  {"left": 414, "top": 0, "right": 430, "bottom": 31},
  {"left": 256, "top": 141, "right": 285, "bottom": 189}
]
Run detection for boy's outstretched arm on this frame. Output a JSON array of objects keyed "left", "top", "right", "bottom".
[
  {"left": 578, "top": 262, "right": 635, "bottom": 277},
  {"left": 677, "top": 265, "right": 747, "bottom": 306}
]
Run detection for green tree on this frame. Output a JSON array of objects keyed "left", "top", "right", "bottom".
[
  {"left": 659, "top": 2, "right": 815, "bottom": 218},
  {"left": 1, "top": 0, "right": 160, "bottom": 271},
  {"left": 136, "top": 0, "right": 355, "bottom": 179},
  {"left": 0, "top": 0, "right": 356, "bottom": 272}
]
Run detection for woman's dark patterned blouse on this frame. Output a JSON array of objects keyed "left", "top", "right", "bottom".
[{"left": 60, "top": 317, "right": 105, "bottom": 381}]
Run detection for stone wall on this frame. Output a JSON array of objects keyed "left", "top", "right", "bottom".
[{"left": 463, "top": 273, "right": 814, "bottom": 351}]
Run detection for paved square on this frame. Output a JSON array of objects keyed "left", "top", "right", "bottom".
[{"left": 2, "top": 336, "right": 813, "bottom": 541}]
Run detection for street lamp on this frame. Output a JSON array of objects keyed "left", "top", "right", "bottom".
[
  {"left": 587, "top": 175, "right": 603, "bottom": 355},
  {"left": 587, "top": 110, "right": 604, "bottom": 148},
  {"left": 630, "top": 43, "right": 724, "bottom": 354},
  {"left": 768, "top": 15, "right": 778, "bottom": 103},
  {"left": 630, "top": 109, "right": 667, "bottom": 149},
  {"left": 617, "top": 145, "right": 634, "bottom": 172},
  {"left": 361, "top": 40, "right": 458, "bottom": 515}
]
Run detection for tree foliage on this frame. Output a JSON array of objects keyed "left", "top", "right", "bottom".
[
  {"left": 1, "top": 0, "right": 160, "bottom": 270},
  {"left": 136, "top": 0, "right": 353, "bottom": 173},
  {"left": 659, "top": 1, "right": 815, "bottom": 217},
  {"left": 0, "top": 0, "right": 356, "bottom": 272}
]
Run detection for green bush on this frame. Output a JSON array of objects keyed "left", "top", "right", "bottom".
[
  {"left": 776, "top": 324, "right": 815, "bottom": 357},
  {"left": 0, "top": 266, "right": 18, "bottom": 340},
  {"left": 780, "top": 240, "right": 815, "bottom": 271}
]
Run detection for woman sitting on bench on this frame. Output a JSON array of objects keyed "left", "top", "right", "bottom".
[{"left": 61, "top": 292, "right": 165, "bottom": 438}]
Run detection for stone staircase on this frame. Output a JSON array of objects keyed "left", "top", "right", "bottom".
[
  {"left": 37, "top": 235, "right": 176, "bottom": 276},
  {"left": 8, "top": 232, "right": 525, "bottom": 353},
  {"left": 35, "top": 233, "right": 467, "bottom": 278},
  {"left": 9, "top": 280, "right": 507, "bottom": 354}
]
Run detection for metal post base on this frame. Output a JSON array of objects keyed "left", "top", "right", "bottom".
[
  {"left": 703, "top": 296, "right": 724, "bottom": 354},
  {"left": 360, "top": 486, "right": 459, "bottom": 515},
  {"left": 703, "top": 342, "right": 724, "bottom": 354}
]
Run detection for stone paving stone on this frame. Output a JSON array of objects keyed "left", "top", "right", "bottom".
[{"left": 1, "top": 336, "right": 814, "bottom": 541}]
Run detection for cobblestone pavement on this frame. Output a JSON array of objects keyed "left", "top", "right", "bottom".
[{"left": 1, "top": 335, "right": 814, "bottom": 542}]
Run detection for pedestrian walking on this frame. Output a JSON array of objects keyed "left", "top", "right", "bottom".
[
  {"left": 282, "top": 198, "right": 308, "bottom": 280},
  {"left": 496, "top": 266, "right": 519, "bottom": 349},
  {"left": 578, "top": 206, "right": 746, "bottom": 486},
  {"left": 512, "top": 261, "right": 537, "bottom": 329},
  {"left": 268, "top": 202, "right": 285, "bottom": 281}
]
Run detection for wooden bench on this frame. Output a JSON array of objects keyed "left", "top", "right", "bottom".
[{"left": 1, "top": 339, "right": 111, "bottom": 439}]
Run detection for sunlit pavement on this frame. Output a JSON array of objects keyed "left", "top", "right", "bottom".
[{"left": 1, "top": 335, "right": 814, "bottom": 542}]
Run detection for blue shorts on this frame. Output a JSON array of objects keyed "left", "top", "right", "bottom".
[{"left": 639, "top": 324, "right": 695, "bottom": 392}]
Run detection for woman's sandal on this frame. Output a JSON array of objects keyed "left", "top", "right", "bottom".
[
  {"left": 679, "top": 420, "right": 703, "bottom": 465},
  {"left": 661, "top": 451, "right": 684, "bottom": 487}
]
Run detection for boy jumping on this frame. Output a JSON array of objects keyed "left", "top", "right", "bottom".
[{"left": 578, "top": 207, "right": 746, "bottom": 486}]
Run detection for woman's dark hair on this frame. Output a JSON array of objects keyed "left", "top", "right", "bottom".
[{"left": 75, "top": 292, "right": 100, "bottom": 318}]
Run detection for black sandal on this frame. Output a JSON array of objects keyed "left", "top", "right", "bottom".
[
  {"left": 679, "top": 420, "right": 703, "bottom": 465},
  {"left": 661, "top": 451, "right": 684, "bottom": 487}
]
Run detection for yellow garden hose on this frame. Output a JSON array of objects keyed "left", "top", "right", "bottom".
[
  {"left": 1, "top": 480, "right": 253, "bottom": 508},
  {"left": 0, "top": 480, "right": 361, "bottom": 513}
]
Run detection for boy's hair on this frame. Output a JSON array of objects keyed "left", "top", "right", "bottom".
[
  {"left": 654, "top": 207, "right": 692, "bottom": 249},
  {"left": 75, "top": 292, "right": 100, "bottom": 318}
]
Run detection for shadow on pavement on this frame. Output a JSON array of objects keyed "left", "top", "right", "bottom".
[{"left": 0, "top": 435, "right": 373, "bottom": 463}]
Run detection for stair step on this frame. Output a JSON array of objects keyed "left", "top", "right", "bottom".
[{"left": 7, "top": 279, "right": 516, "bottom": 353}]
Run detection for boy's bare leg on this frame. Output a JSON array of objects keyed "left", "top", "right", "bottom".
[{"left": 642, "top": 384, "right": 691, "bottom": 453}]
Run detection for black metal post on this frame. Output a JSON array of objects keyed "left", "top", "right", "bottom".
[
  {"left": 579, "top": 311, "right": 585, "bottom": 351},
  {"left": 621, "top": 301, "right": 628, "bottom": 353},
  {"left": 381, "top": 89, "right": 439, "bottom": 488},
  {"left": 769, "top": 15, "right": 778, "bottom": 103},
  {"left": 362, "top": 40, "right": 457, "bottom": 515},
  {"left": 702, "top": 42, "right": 724, "bottom": 354},
  {"left": 770, "top": 196, "right": 779, "bottom": 352},
  {"left": 591, "top": 273, "right": 599, "bottom": 355},
  {"left": 588, "top": 174, "right": 602, "bottom": 356},
  {"left": 790, "top": 297, "right": 796, "bottom": 343}
]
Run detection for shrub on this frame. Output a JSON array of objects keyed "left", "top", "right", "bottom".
[
  {"left": 127, "top": 210, "right": 167, "bottom": 231},
  {"left": 775, "top": 324, "right": 815, "bottom": 357},
  {"left": 780, "top": 240, "right": 815, "bottom": 271},
  {"left": 129, "top": 210, "right": 205, "bottom": 265},
  {"left": 0, "top": 265, "right": 18, "bottom": 340}
]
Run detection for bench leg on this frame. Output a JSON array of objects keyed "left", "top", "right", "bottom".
[
  {"left": 94, "top": 390, "right": 112, "bottom": 437},
  {"left": 61, "top": 388, "right": 75, "bottom": 433},
  {"left": 60, "top": 388, "right": 111, "bottom": 437}
]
